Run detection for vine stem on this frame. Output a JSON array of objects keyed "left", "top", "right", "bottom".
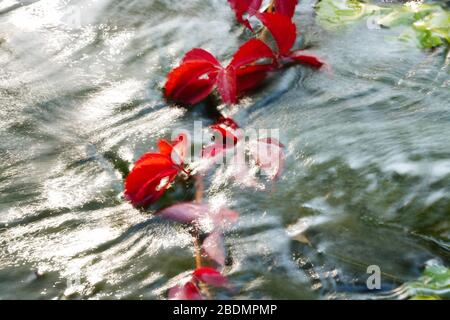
[
  {"left": 193, "top": 175, "right": 204, "bottom": 269},
  {"left": 258, "top": 0, "right": 275, "bottom": 41},
  {"left": 192, "top": 174, "right": 212, "bottom": 298},
  {"left": 267, "top": 0, "right": 275, "bottom": 13},
  {"left": 195, "top": 175, "right": 204, "bottom": 203}
]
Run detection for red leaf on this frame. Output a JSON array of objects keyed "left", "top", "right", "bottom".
[
  {"left": 182, "top": 48, "right": 221, "bottom": 66},
  {"left": 193, "top": 267, "right": 228, "bottom": 287},
  {"left": 158, "top": 133, "right": 189, "bottom": 165},
  {"left": 216, "top": 66, "right": 237, "bottom": 104},
  {"left": 212, "top": 208, "right": 239, "bottom": 231},
  {"left": 158, "top": 202, "right": 239, "bottom": 230},
  {"left": 202, "top": 117, "right": 240, "bottom": 159},
  {"left": 288, "top": 50, "right": 324, "bottom": 68},
  {"left": 229, "top": 39, "right": 275, "bottom": 69},
  {"left": 203, "top": 231, "right": 226, "bottom": 266},
  {"left": 210, "top": 121, "right": 239, "bottom": 147},
  {"left": 158, "top": 140, "right": 173, "bottom": 157},
  {"left": 274, "top": 0, "right": 298, "bottom": 18},
  {"left": 227, "top": 0, "right": 263, "bottom": 30},
  {"left": 124, "top": 153, "right": 179, "bottom": 207},
  {"left": 249, "top": 137, "right": 285, "bottom": 180},
  {"left": 229, "top": 152, "right": 261, "bottom": 188},
  {"left": 257, "top": 12, "right": 296, "bottom": 56},
  {"left": 202, "top": 142, "right": 226, "bottom": 159},
  {"left": 164, "top": 61, "right": 218, "bottom": 103},
  {"left": 168, "top": 281, "right": 204, "bottom": 300},
  {"left": 158, "top": 202, "right": 209, "bottom": 224},
  {"left": 236, "top": 64, "right": 273, "bottom": 93},
  {"left": 173, "top": 78, "right": 217, "bottom": 105}
]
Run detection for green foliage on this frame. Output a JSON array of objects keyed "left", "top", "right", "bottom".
[
  {"left": 315, "top": 0, "right": 450, "bottom": 49},
  {"left": 315, "top": 0, "right": 387, "bottom": 29},
  {"left": 406, "top": 261, "right": 450, "bottom": 300}
]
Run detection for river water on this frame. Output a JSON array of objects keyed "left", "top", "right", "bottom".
[{"left": 0, "top": 0, "right": 449, "bottom": 299}]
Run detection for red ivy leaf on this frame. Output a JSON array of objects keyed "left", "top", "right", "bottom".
[
  {"left": 211, "top": 207, "right": 239, "bottom": 231},
  {"left": 203, "top": 118, "right": 240, "bottom": 159},
  {"left": 158, "top": 133, "right": 189, "bottom": 165},
  {"left": 216, "top": 66, "right": 238, "bottom": 104},
  {"left": 210, "top": 120, "right": 239, "bottom": 146},
  {"left": 274, "top": 0, "right": 298, "bottom": 18},
  {"left": 203, "top": 231, "right": 226, "bottom": 266},
  {"left": 181, "top": 48, "right": 221, "bottom": 66},
  {"left": 257, "top": 12, "right": 296, "bottom": 56},
  {"left": 158, "top": 202, "right": 209, "bottom": 224},
  {"left": 168, "top": 281, "right": 204, "bottom": 300},
  {"left": 202, "top": 142, "right": 227, "bottom": 159},
  {"left": 230, "top": 39, "right": 275, "bottom": 69},
  {"left": 193, "top": 267, "right": 228, "bottom": 287},
  {"left": 236, "top": 64, "right": 273, "bottom": 93},
  {"left": 165, "top": 40, "right": 276, "bottom": 105},
  {"left": 227, "top": 0, "right": 263, "bottom": 31},
  {"left": 228, "top": 0, "right": 298, "bottom": 29},
  {"left": 124, "top": 153, "right": 179, "bottom": 207},
  {"left": 249, "top": 137, "right": 285, "bottom": 180},
  {"left": 288, "top": 50, "right": 325, "bottom": 68},
  {"left": 164, "top": 61, "right": 218, "bottom": 104}
]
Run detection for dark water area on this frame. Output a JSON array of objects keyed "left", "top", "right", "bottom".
[{"left": 0, "top": 0, "right": 449, "bottom": 299}]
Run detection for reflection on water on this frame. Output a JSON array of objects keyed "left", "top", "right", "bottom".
[{"left": 0, "top": 0, "right": 449, "bottom": 299}]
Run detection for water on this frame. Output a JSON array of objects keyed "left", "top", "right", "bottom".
[{"left": 0, "top": 0, "right": 449, "bottom": 299}]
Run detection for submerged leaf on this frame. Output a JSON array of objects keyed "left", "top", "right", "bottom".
[
  {"left": 193, "top": 267, "right": 228, "bottom": 287},
  {"left": 158, "top": 133, "right": 189, "bottom": 165},
  {"left": 168, "top": 281, "right": 204, "bottom": 300},
  {"left": 158, "top": 202, "right": 209, "bottom": 224},
  {"left": 249, "top": 137, "right": 286, "bottom": 180},
  {"left": 203, "top": 231, "right": 226, "bottom": 266}
]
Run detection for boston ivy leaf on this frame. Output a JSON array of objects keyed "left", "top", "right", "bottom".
[
  {"left": 257, "top": 12, "right": 297, "bottom": 56},
  {"left": 193, "top": 267, "right": 229, "bottom": 287},
  {"left": 274, "top": 0, "right": 298, "bottom": 19},
  {"left": 168, "top": 281, "right": 204, "bottom": 300},
  {"left": 124, "top": 153, "right": 180, "bottom": 207}
]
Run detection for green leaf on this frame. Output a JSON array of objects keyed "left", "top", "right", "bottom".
[
  {"left": 406, "top": 260, "right": 450, "bottom": 300},
  {"left": 315, "top": 0, "right": 450, "bottom": 49},
  {"left": 413, "top": 9, "right": 450, "bottom": 47},
  {"left": 315, "top": 0, "right": 388, "bottom": 29}
]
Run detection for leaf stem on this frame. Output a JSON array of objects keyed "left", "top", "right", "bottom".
[
  {"left": 195, "top": 175, "right": 204, "bottom": 203},
  {"left": 193, "top": 175, "right": 204, "bottom": 269},
  {"left": 259, "top": 0, "right": 276, "bottom": 42},
  {"left": 192, "top": 174, "right": 212, "bottom": 298},
  {"left": 267, "top": 0, "right": 275, "bottom": 13},
  {"left": 193, "top": 231, "right": 203, "bottom": 269}
]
